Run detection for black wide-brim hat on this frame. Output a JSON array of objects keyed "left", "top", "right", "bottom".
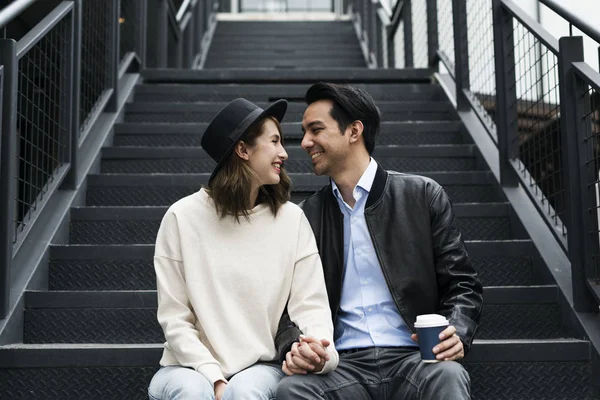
[{"left": 201, "top": 98, "right": 288, "bottom": 183}]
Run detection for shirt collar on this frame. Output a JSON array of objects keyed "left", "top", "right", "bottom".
[{"left": 331, "top": 158, "right": 378, "bottom": 199}]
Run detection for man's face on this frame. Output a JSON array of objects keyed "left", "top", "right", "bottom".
[{"left": 301, "top": 100, "right": 350, "bottom": 177}]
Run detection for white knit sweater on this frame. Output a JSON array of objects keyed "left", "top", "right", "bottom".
[{"left": 154, "top": 188, "right": 338, "bottom": 384}]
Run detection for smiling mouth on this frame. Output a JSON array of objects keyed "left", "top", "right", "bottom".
[
  {"left": 272, "top": 163, "right": 282, "bottom": 172},
  {"left": 311, "top": 151, "right": 324, "bottom": 160}
]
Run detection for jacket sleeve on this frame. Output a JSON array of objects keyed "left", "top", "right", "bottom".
[
  {"left": 154, "top": 210, "right": 225, "bottom": 384},
  {"left": 284, "top": 212, "right": 339, "bottom": 373},
  {"left": 275, "top": 310, "right": 302, "bottom": 363},
  {"left": 429, "top": 186, "right": 484, "bottom": 354}
]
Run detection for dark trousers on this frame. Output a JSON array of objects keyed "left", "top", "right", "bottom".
[{"left": 276, "top": 347, "right": 470, "bottom": 400}]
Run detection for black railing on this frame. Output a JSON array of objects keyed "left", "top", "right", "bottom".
[
  {"left": 0, "top": 0, "right": 218, "bottom": 319},
  {"left": 353, "top": 0, "right": 600, "bottom": 310},
  {"left": 146, "top": 0, "right": 218, "bottom": 68}
]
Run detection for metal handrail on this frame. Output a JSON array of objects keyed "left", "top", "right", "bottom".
[
  {"left": 387, "top": 0, "right": 406, "bottom": 40},
  {"left": 175, "top": 0, "right": 192, "bottom": 21},
  {"left": 539, "top": 0, "right": 600, "bottom": 44},
  {"left": 0, "top": 0, "right": 37, "bottom": 29}
]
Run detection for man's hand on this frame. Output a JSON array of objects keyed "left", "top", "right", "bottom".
[
  {"left": 411, "top": 325, "right": 464, "bottom": 361},
  {"left": 214, "top": 380, "right": 227, "bottom": 400},
  {"left": 282, "top": 335, "right": 331, "bottom": 376}
]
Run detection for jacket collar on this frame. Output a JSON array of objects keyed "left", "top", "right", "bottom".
[{"left": 366, "top": 162, "right": 388, "bottom": 209}]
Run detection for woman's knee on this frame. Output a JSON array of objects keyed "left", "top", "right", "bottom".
[
  {"left": 224, "top": 364, "right": 284, "bottom": 400},
  {"left": 148, "top": 366, "right": 214, "bottom": 399}
]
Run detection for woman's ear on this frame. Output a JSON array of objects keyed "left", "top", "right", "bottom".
[{"left": 234, "top": 141, "right": 250, "bottom": 160}]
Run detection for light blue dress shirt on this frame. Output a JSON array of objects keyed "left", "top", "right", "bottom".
[{"left": 331, "top": 159, "right": 416, "bottom": 350}]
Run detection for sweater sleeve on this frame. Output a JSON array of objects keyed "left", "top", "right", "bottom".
[
  {"left": 286, "top": 212, "right": 339, "bottom": 374},
  {"left": 154, "top": 210, "right": 226, "bottom": 385}
]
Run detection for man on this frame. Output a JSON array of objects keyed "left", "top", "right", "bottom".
[{"left": 275, "top": 82, "right": 483, "bottom": 399}]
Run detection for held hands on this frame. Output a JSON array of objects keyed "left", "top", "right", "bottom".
[
  {"left": 282, "top": 335, "right": 331, "bottom": 376},
  {"left": 214, "top": 380, "right": 227, "bottom": 400},
  {"left": 411, "top": 324, "right": 465, "bottom": 361}
]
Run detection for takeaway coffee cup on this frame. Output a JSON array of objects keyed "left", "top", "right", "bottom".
[{"left": 414, "top": 314, "right": 449, "bottom": 363}]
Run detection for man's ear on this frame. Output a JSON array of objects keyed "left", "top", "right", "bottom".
[
  {"left": 348, "top": 120, "right": 364, "bottom": 144},
  {"left": 234, "top": 141, "right": 250, "bottom": 160}
]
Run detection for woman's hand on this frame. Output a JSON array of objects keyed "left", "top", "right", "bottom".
[{"left": 214, "top": 380, "right": 227, "bottom": 400}]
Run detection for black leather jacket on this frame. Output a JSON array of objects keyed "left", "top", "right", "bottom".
[{"left": 275, "top": 164, "right": 483, "bottom": 361}]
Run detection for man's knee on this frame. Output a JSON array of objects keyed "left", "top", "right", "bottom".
[
  {"left": 431, "top": 361, "right": 469, "bottom": 382},
  {"left": 422, "top": 360, "right": 470, "bottom": 397},
  {"left": 276, "top": 376, "right": 320, "bottom": 399}
]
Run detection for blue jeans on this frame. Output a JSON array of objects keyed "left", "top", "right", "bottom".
[{"left": 148, "top": 363, "right": 285, "bottom": 400}]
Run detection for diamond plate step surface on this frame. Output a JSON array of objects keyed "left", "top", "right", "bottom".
[
  {"left": 100, "top": 145, "right": 481, "bottom": 174},
  {"left": 69, "top": 203, "right": 516, "bottom": 244},
  {"left": 47, "top": 240, "right": 537, "bottom": 291},
  {"left": 0, "top": 341, "right": 592, "bottom": 399},
  {"left": 124, "top": 101, "right": 458, "bottom": 123},
  {"left": 21, "top": 286, "right": 562, "bottom": 343},
  {"left": 132, "top": 83, "right": 446, "bottom": 102},
  {"left": 114, "top": 121, "right": 467, "bottom": 146},
  {"left": 86, "top": 171, "right": 503, "bottom": 206}
]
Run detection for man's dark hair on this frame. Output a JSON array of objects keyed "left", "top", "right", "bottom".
[{"left": 305, "top": 82, "right": 381, "bottom": 154}]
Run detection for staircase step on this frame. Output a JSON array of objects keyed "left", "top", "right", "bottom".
[
  {"left": 114, "top": 121, "right": 466, "bottom": 147},
  {"left": 48, "top": 239, "right": 534, "bottom": 290},
  {"left": 213, "top": 21, "right": 357, "bottom": 34},
  {"left": 69, "top": 203, "right": 513, "bottom": 244},
  {"left": 141, "top": 68, "right": 435, "bottom": 84},
  {"left": 86, "top": 171, "right": 503, "bottom": 206},
  {"left": 206, "top": 43, "right": 363, "bottom": 51},
  {"left": 22, "top": 286, "right": 561, "bottom": 344},
  {"left": 0, "top": 340, "right": 592, "bottom": 399},
  {"left": 205, "top": 60, "right": 368, "bottom": 68},
  {"left": 100, "top": 145, "right": 481, "bottom": 174},
  {"left": 132, "top": 83, "right": 446, "bottom": 102},
  {"left": 124, "top": 101, "right": 458, "bottom": 123}
]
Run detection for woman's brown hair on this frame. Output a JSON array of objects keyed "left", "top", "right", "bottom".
[{"left": 205, "top": 117, "right": 291, "bottom": 222}]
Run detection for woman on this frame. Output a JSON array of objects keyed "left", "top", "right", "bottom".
[{"left": 148, "top": 98, "right": 338, "bottom": 400}]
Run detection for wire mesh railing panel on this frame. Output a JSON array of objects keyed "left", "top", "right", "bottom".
[
  {"left": 466, "top": 0, "right": 496, "bottom": 126},
  {"left": 437, "top": 0, "right": 454, "bottom": 74},
  {"left": 381, "top": 14, "right": 388, "bottom": 68},
  {"left": 581, "top": 82, "right": 600, "bottom": 283},
  {"left": 15, "top": 17, "right": 70, "bottom": 242},
  {"left": 393, "top": 20, "right": 405, "bottom": 68},
  {"left": 79, "top": 0, "right": 113, "bottom": 135},
  {"left": 119, "top": 0, "right": 142, "bottom": 61},
  {"left": 411, "top": 0, "right": 428, "bottom": 68},
  {"left": 512, "top": 19, "right": 565, "bottom": 232}
]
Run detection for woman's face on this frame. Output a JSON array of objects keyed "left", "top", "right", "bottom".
[{"left": 246, "top": 119, "right": 288, "bottom": 186}]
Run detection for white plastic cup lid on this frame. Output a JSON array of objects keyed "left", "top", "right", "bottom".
[{"left": 414, "top": 314, "right": 449, "bottom": 328}]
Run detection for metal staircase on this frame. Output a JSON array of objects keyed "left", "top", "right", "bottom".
[{"left": 0, "top": 1, "right": 598, "bottom": 399}]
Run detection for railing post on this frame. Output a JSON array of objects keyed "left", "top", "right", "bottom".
[
  {"left": 558, "top": 36, "right": 597, "bottom": 312},
  {"left": 107, "top": 0, "right": 120, "bottom": 111},
  {"left": 137, "top": 0, "right": 148, "bottom": 67},
  {"left": 374, "top": 2, "right": 385, "bottom": 68},
  {"left": 403, "top": 0, "right": 413, "bottom": 68},
  {"left": 386, "top": 23, "right": 395, "bottom": 68},
  {"left": 426, "top": 0, "right": 438, "bottom": 68},
  {"left": 184, "top": 14, "right": 194, "bottom": 68},
  {"left": 369, "top": 0, "right": 378, "bottom": 66},
  {"left": 63, "top": 0, "right": 81, "bottom": 189},
  {"left": 0, "top": 40, "right": 17, "bottom": 319},
  {"left": 492, "top": 0, "right": 518, "bottom": 187},
  {"left": 452, "top": 0, "right": 469, "bottom": 110},
  {"left": 192, "top": 0, "right": 203, "bottom": 60},
  {"left": 157, "top": 0, "right": 168, "bottom": 68}
]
